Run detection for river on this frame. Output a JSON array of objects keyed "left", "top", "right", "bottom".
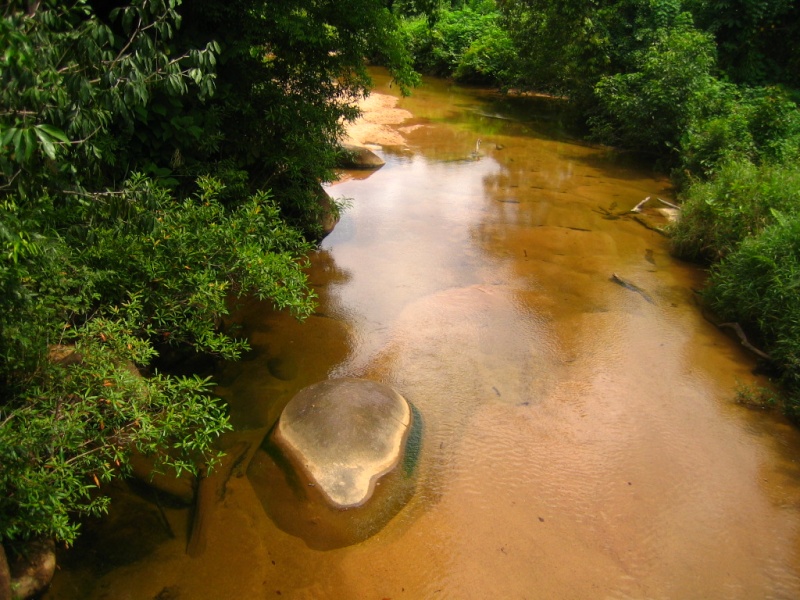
[{"left": 45, "top": 70, "right": 800, "bottom": 600}]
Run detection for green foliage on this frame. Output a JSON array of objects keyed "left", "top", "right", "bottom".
[
  {"left": 0, "top": 0, "right": 219, "bottom": 198},
  {"left": 0, "top": 318, "right": 230, "bottom": 545},
  {"left": 590, "top": 25, "right": 717, "bottom": 155},
  {"left": 0, "top": 176, "right": 309, "bottom": 540},
  {"left": 685, "top": 0, "right": 800, "bottom": 86},
  {"left": 176, "top": 0, "right": 419, "bottom": 235},
  {"left": 0, "top": 0, "right": 331, "bottom": 546},
  {"left": 744, "top": 87, "right": 800, "bottom": 162},
  {"left": 502, "top": 0, "right": 800, "bottom": 95},
  {"left": 580, "top": 5, "right": 800, "bottom": 179},
  {"left": 670, "top": 159, "right": 800, "bottom": 261},
  {"left": 499, "top": 0, "right": 610, "bottom": 96},
  {"left": 398, "top": 1, "right": 516, "bottom": 86},
  {"left": 677, "top": 81, "right": 756, "bottom": 178},
  {"left": 679, "top": 85, "right": 800, "bottom": 179},
  {"left": 704, "top": 212, "right": 800, "bottom": 416},
  {"left": 77, "top": 176, "right": 315, "bottom": 361},
  {"left": 454, "top": 17, "right": 516, "bottom": 85}
]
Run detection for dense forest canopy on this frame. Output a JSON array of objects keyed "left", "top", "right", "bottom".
[{"left": 2, "top": 0, "right": 800, "bottom": 572}]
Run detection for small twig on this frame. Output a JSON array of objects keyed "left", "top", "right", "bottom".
[
  {"left": 0, "top": 412, "right": 15, "bottom": 429},
  {"left": 64, "top": 444, "right": 104, "bottom": 466},
  {"left": 0, "top": 170, "right": 21, "bottom": 190},
  {"left": 61, "top": 189, "right": 129, "bottom": 197}
]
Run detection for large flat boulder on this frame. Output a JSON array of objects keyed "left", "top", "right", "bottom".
[
  {"left": 339, "top": 143, "right": 385, "bottom": 169},
  {"left": 272, "top": 378, "right": 412, "bottom": 508}
]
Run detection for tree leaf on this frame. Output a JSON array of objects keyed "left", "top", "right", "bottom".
[
  {"left": 36, "top": 124, "right": 70, "bottom": 144},
  {"left": 33, "top": 127, "right": 57, "bottom": 160}
]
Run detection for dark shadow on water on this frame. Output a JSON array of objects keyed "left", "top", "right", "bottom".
[{"left": 56, "top": 480, "right": 178, "bottom": 581}]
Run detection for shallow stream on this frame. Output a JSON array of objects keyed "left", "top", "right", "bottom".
[{"left": 45, "top": 70, "right": 800, "bottom": 600}]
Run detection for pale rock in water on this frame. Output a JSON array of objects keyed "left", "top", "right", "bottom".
[{"left": 273, "top": 377, "right": 412, "bottom": 508}]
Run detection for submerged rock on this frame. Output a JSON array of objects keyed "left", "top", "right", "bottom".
[
  {"left": 273, "top": 378, "right": 412, "bottom": 508},
  {"left": 248, "top": 378, "right": 421, "bottom": 549},
  {"left": 8, "top": 538, "right": 55, "bottom": 600},
  {"left": 315, "top": 184, "right": 340, "bottom": 238}
]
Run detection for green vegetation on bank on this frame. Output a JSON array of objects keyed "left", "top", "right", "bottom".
[
  {"left": 398, "top": 1, "right": 515, "bottom": 85},
  {"left": 394, "top": 0, "right": 800, "bottom": 413},
  {"left": 0, "top": 0, "right": 416, "bottom": 551}
]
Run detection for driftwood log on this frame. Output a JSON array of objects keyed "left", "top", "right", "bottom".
[
  {"left": 629, "top": 196, "right": 681, "bottom": 213},
  {"left": 595, "top": 197, "right": 680, "bottom": 234},
  {"left": 627, "top": 196, "right": 680, "bottom": 235}
]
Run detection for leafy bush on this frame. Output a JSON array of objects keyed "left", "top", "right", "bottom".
[
  {"left": 679, "top": 85, "right": 800, "bottom": 179},
  {"left": 398, "top": 1, "right": 516, "bottom": 85},
  {"left": 0, "top": 319, "right": 231, "bottom": 544},
  {"left": 670, "top": 160, "right": 800, "bottom": 261},
  {"left": 590, "top": 25, "right": 717, "bottom": 155},
  {"left": 704, "top": 211, "right": 800, "bottom": 416},
  {"left": 744, "top": 86, "right": 800, "bottom": 163},
  {"left": 0, "top": 174, "right": 315, "bottom": 546},
  {"left": 580, "top": 4, "right": 798, "bottom": 175},
  {"left": 78, "top": 176, "right": 315, "bottom": 360},
  {"left": 398, "top": 15, "right": 436, "bottom": 72},
  {"left": 0, "top": 0, "right": 317, "bottom": 547},
  {"left": 454, "top": 20, "right": 516, "bottom": 85},
  {"left": 677, "top": 81, "right": 754, "bottom": 178}
]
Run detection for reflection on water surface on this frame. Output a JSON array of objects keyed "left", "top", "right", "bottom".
[{"left": 46, "top": 70, "right": 800, "bottom": 600}]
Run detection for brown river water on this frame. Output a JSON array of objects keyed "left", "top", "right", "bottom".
[{"left": 45, "top": 70, "right": 800, "bottom": 599}]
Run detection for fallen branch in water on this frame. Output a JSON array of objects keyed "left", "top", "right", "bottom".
[
  {"left": 632, "top": 215, "right": 668, "bottom": 236},
  {"left": 630, "top": 196, "right": 651, "bottom": 213},
  {"left": 187, "top": 441, "right": 250, "bottom": 558},
  {"left": 594, "top": 202, "right": 621, "bottom": 219},
  {"left": 656, "top": 197, "right": 681, "bottom": 210},
  {"left": 610, "top": 273, "right": 655, "bottom": 304},
  {"left": 718, "top": 322, "right": 772, "bottom": 360},
  {"left": 697, "top": 299, "right": 773, "bottom": 360}
]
